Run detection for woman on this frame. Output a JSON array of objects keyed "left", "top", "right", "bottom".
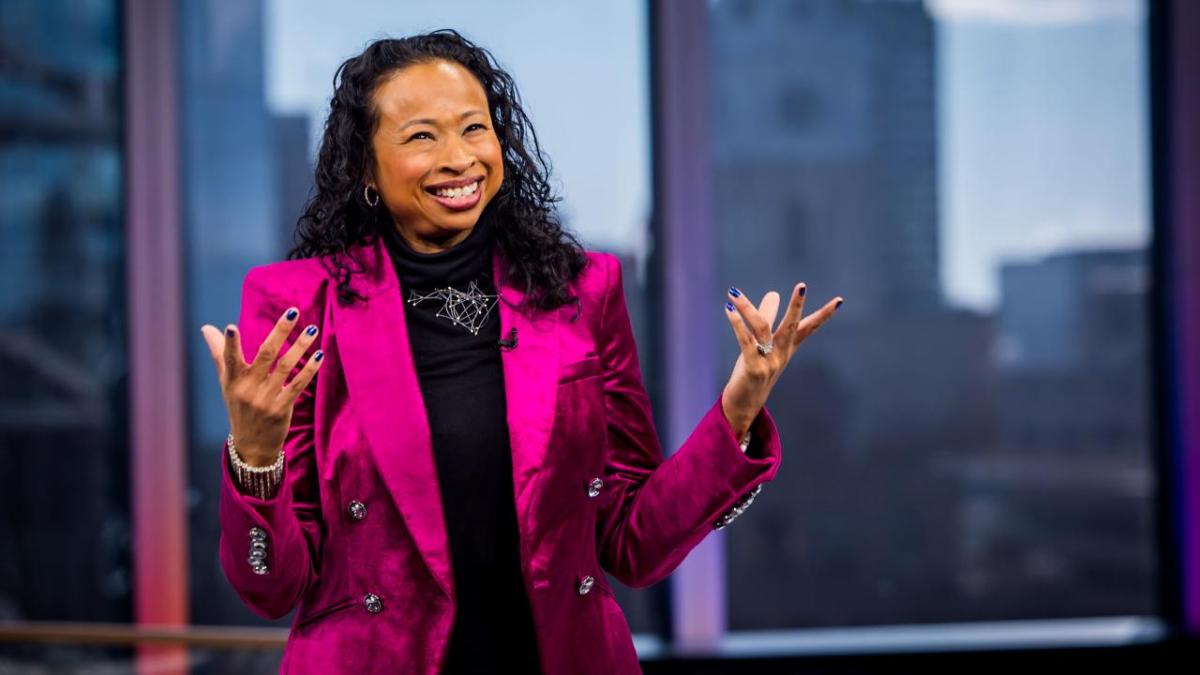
[{"left": 199, "top": 29, "right": 841, "bottom": 675}]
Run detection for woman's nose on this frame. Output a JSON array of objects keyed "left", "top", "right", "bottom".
[{"left": 439, "top": 138, "right": 476, "bottom": 171}]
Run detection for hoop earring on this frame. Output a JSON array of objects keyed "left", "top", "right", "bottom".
[{"left": 364, "top": 184, "right": 380, "bottom": 207}]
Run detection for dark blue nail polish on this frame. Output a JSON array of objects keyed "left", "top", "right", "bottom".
[
  {"left": 836, "top": 299, "right": 844, "bottom": 308},
  {"left": 728, "top": 287, "right": 741, "bottom": 298},
  {"left": 314, "top": 351, "right": 324, "bottom": 361},
  {"left": 799, "top": 285, "right": 807, "bottom": 297},
  {"left": 726, "top": 302, "right": 734, "bottom": 311},
  {"left": 225, "top": 327, "right": 234, "bottom": 337},
  {"left": 286, "top": 308, "right": 298, "bottom": 321},
  {"left": 306, "top": 325, "right": 318, "bottom": 336}
]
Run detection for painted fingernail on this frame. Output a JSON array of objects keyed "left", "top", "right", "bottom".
[
  {"left": 799, "top": 285, "right": 807, "bottom": 296},
  {"left": 305, "top": 325, "right": 318, "bottom": 336},
  {"left": 286, "top": 308, "right": 298, "bottom": 321},
  {"left": 314, "top": 350, "right": 324, "bottom": 362},
  {"left": 225, "top": 326, "right": 235, "bottom": 337},
  {"left": 836, "top": 298, "right": 844, "bottom": 308},
  {"left": 725, "top": 302, "right": 734, "bottom": 311},
  {"left": 728, "top": 287, "right": 741, "bottom": 298}
]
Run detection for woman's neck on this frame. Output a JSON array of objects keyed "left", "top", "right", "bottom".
[{"left": 392, "top": 224, "right": 474, "bottom": 254}]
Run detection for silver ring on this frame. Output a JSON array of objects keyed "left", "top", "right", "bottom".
[{"left": 754, "top": 339, "right": 774, "bottom": 356}]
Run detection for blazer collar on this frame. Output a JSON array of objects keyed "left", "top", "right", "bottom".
[{"left": 331, "top": 232, "right": 562, "bottom": 602}]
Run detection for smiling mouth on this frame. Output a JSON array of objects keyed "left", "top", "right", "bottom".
[
  {"left": 424, "top": 177, "right": 484, "bottom": 212},
  {"left": 424, "top": 177, "right": 483, "bottom": 199}
]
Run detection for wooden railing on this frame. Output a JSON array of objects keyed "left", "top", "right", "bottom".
[{"left": 0, "top": 622, "right": 287, "bottom": 650}]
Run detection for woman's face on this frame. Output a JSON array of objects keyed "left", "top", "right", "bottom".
[{"left": 368, "top": 59, "right": 504, "bottom": 251}]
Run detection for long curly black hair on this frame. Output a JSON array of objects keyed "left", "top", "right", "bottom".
[{"left": 287, "top": 29, "right": 589, "bottom": 314}]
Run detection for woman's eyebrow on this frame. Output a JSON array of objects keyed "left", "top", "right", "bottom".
[{"left": 399, "top": 109, "right": 485, "bottom": 131}]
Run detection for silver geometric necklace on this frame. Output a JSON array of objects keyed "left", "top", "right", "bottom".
[{"left": 406, "top": 273, "right": 499, "bottom": 336}]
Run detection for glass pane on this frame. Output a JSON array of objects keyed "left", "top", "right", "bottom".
[
  {"left": 181, "top": 0, "right": 656, "bottom": 638},
  {"left": 0, "top": 0, "right": 128, "bottom": 630},
  {"left": 711, "top": 0, "right": 1154, "bottom": 628}
]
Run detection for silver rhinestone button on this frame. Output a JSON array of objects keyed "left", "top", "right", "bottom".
[
  {"left": 363, "top": 593, "right": 383, "bottom": 614},
  {"left": 586, "top": 477, "right": 603, "bottom": 498},
  {"left": 578, "top": 575, "right": 595, "bottom": 595},
  {"left": 348, "top": 500, "right": 367, "bottom": 520},
  {"left": 249, "top": 527, "right": 265, "bottom": 541}
]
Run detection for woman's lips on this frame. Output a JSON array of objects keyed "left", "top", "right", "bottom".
[{"left": 426, "top": 178, "right": 483, "bottom": 212}]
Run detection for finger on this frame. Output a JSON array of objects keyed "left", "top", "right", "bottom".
[
  {"left": 280, "top": 347, "right": 325, "bottom": 405},
  {"left": 724, "top": 300, "right": 755, "bottom": 356},
  {"left": 200, "top": 324, "right": 228, "bottom": 382},
  {"left": 775, "top": 282, "right": 807, "bottom": 344},
  {"left": 267, "top": 322, "right": 321, "bottom": 393},
  {"left": 726, "top": 286, "right": 772, "bottom": 344},
  {"left": 247, "top": 306, "right": 301, "bottom": 377},
  {"left": 794, "top": 296, "right": 844, "bottom": 344},
  {"left": 221, "top": 323, "right": 247, "bottom": 382},
  {"left": 759, "top": 291, "right": 781, "bottom": 331}
]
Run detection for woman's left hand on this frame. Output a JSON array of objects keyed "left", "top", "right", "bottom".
[{"left": 721, "top": 283, "right": 843, "bottom": 439}]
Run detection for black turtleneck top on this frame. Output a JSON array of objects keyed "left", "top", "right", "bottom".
[{"left": 380, "top": 208, "right": 542, "bottom": 674}]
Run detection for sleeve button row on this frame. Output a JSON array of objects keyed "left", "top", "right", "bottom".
[
  {"left": 714, "top": 484, "right": 764, "bottom": 531},
  {"left": 248, "top": 526, "right": 269, "bottom": 574}
]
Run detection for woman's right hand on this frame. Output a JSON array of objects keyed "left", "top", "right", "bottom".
[{"left": 199, "top": 307, "right": 324, "bottom": 466}]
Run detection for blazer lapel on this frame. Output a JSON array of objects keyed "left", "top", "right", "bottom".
[
  {"left": 492, "top": 244, "right": 561, "bottom": 574},
  {"left": 333, "top": 233, "right": 560, "bottom": 603}
]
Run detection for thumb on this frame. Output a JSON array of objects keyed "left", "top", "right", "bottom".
[{"left": 199, "top": 324, "right": 226, "bottom": 381}]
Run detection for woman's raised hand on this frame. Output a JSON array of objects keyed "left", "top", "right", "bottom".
[
  {"left": 720, "top": 283, "right": 843, "bottom": 439},
  {"left": 199, "top": 307, "right": 324, "bottom": 466}
]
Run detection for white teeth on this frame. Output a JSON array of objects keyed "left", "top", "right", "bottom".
[{"left": 434, "top": 180, "right": 479, "bottom": 198}]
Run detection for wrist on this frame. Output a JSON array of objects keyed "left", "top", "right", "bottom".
[
  {"left": 719, "top": 390, "right": 759, "bottom": 447},
  {"left": 227, "top": 433, "right": 285, "bottom": 499},
  {"left": 722, "top": 413, "right": 753, "bottom": 450},
  {"left": 721, "top": 409, "right": 752, "bottom": 441},
  {"left": 239, "top": 448, "right": 281, "bottom": 467},
  {"left": 229, "top": 433, "right": 281, "bottom": 467}
]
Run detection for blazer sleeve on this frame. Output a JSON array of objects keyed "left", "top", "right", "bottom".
[
  {"left": 593, "top": 253, "right": 783, "bottom": 589},
  {"left": 216, "top": 266, "right": 325, "bottom": 620}
]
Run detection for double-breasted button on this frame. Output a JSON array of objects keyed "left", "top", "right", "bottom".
[
  {"left": 347, "top": 500, "right": 367, "bottom": 521},
  {"left": 586, "top": 477, "right": 603, "bottom": 498},
  {"left": 578, "top": 575, "right": 595, "bottom": 595},
  {"left": 363, "top": 593, "right": 383, "bottom": 614}
]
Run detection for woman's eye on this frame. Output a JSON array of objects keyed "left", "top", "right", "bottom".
[{"left": 409, "top": 124, "right": 484, "bottom": 142}]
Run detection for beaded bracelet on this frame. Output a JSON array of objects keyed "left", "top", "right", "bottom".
[{"left": 227, "top": 433, "right": 284, "bottom": 499}]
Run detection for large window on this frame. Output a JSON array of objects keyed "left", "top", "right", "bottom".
[
  {"left": 3, "top": 0, "right": 1183, "bottom": 670},
  {"left": 711, "top": 0, "right": 1155, "bottom": 630},
  {"left": 0, "top": 0, "right": 127, "bottom": 620},
  {"left": 0, "top": 0, "right": 129, "bottom": 667}
]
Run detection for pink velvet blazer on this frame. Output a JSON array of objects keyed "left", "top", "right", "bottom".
[{"left": 217, "top": 233, "right": 783, "bottom": 674}]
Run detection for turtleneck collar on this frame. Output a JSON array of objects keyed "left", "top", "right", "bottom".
[{"left": 381, "top": 204, "right": 498, "bottom": 292}]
